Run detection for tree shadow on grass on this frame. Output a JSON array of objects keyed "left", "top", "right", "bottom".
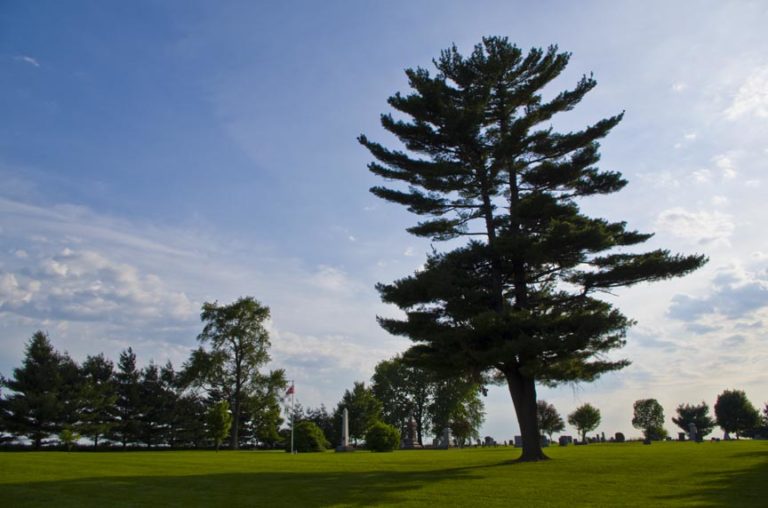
[
  {"left": 3, "top": 464, "right": 489, "bottom": 508},
  {"left": 654, "top": 449, "right": 768, "bottom": 507}
]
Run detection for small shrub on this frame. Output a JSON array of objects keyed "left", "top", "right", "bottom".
[
  {"left": 365, "top": 421, "right": 400, "bottom": 452},
  {"left": 290, "top": 421, "right": 330, "bottom": 452}
]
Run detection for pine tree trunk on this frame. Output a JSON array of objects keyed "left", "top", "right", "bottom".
[{"left": 505, "top": 368, "right": 548, "bottom": 462}]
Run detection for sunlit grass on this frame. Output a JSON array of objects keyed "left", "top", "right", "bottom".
[{"left": 1, "top": 441, "right": 766, "bottom": 507}]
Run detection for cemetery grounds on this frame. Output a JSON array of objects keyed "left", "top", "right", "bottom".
[{"left": 0, "top": 440, "right": 766, "bottom": 507}]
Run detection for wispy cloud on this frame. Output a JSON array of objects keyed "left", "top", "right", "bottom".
[
  {"left": 724, "top": 66, "right": 768, "bottom": 119},
  {"left": 13, "top": 55, "right": 40, "bottom": 67},
  {"left": 655, "top": 207, "right": 734, "bottom": 245}
]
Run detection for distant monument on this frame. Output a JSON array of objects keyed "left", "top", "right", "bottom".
[
  {"left": 335, "top": 408, "right": 354, "bottom": 452},
  {"left": 402, "top": 417, "right": 422, "bottom": 449},
  {"left": 688, "top": 422, "right": 698, "bottom": 443}
]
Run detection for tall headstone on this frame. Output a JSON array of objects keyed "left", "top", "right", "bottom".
[
  {"left": 436, "top": 427, "right": 452, "bottom": 449},
  {"left": 688, "top": 422, "right": 698, "bottom": 443},
  {"left": 335, "top": 408, "right": 354, "bottom": 452},
  {"left": 402, "top": 417, "right": 422, "bottom": 449}
]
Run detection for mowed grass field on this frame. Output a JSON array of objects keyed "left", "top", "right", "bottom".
[{"left": 1, "top": 441, "right": 766, "bottom": 507}]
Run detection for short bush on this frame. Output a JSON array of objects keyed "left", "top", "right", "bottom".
[
  {"left": 289, "top": 421, "right": 330, "bottom": 452},
  {"left": 365, "top": 421, "right": 400, "bottom": 452}
]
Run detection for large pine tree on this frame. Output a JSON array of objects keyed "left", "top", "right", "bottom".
[
  {"left": 360, "top": 37, "right": 705, "bottom": 461},
  {"left": 0, "top": 331, "right": 70, "bottom": 448}
]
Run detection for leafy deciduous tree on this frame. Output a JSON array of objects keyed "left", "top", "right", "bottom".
[
  {"left": 537, "top": 400, "right": 565, "bottom": 441},
  {"left": 291, "top": 420, "right": 329, "bottom": 452},
  {"left": 632, "top": 399, "right": 666, "bottom": 441},
  {"left": 672, "top": 402, "right": 715, "bottom": 439},
  {"left": 207, "top": 400, "right": 232, "bottom": 451},
  {"left": 191, "top": 297, "right": 272, "bottom": 449},
  {"left": 429, "top": 377, "right": 485, "bottom": 447},
  {"left": 568, "top": 403, "right": 601, "bottom": 443},
  {"left": 714, "top": 389, "right": 760, "bottom": 439},
  {"left": 361, "top": 36, "right": 706, "bottom": 461}
]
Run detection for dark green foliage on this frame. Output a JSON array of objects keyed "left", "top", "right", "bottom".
[
  {"left": 365, "top": 421, "right": 401, "bottom": 452},
  {"left": 371, "top": 355, "right": 485, "bottom": 446},
  {"left": 246, "top": 369, "right": 287, "bottom": 447},
  {"left": 303, "top": 405, "right": 336, "bottom": 448},
  {"left": 190, "top": 297, "right": 272, "bottom": 449},
  {"left": 672, "top": 402, "right": 716, "bottom": 439},
  {"left": 207, "top": 400, "right": 232, "bottom": 451},
  {"left": 371, "top": 356, "right": 433, "bottom": 445},
  {"left": 79, "top": 354, "right": 117, "bottom": 447},
  {"left": 111, "top": 347, "right": 142, "bottom": 447},
  {"left": 59, "top": 427, "right": 79, "bottom": 451},
  {"left": 0, "top": 331, "right": 72, "bottom": 448},
  {"left": 568, "top": 403, "right": 601, "bottom": 442},
  {"left": 291, "top": 420, "right": 330, "bottom": 452},
  {"left": 334, "top": 382, "right": 383, "bottom": 444},
  {"left": 361, "top": 36, "right": 706, "bottom": 461},
  {"left": 429, "top": 377, "right": 484, "bottom": 447},
  {"left": 632, "top": 399, "right": 665, "bottom": 440},
  {"left": 715, "top": 390, "right": 760, "bottom": 438},
  {"left": 537, "top": 400, "right": 565, "bottom": 440}
]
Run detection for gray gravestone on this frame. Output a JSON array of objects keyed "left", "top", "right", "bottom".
[
  {"left": 514, "top": 435, "right": 523, "bottom": 448},
  {"left": 402, "top": 417, "right": 422, "bottom": 449},
  {"left": 688, "top": 422, "right": 698, "bottom": 443}
]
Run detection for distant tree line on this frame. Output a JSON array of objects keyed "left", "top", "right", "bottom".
[
  {"left": 0, "top": 297, "right": 288, "bottom": 450},
  {"left": 288, "top": 355, "right": 486, "bottom": 450},
  {"left": 535, "top": 392, "right": 766, "bottom": 444}
]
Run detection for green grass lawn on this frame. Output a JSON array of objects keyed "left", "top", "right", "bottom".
[{"left": 1, "top": 441, "right": 766, "bottom": 507}]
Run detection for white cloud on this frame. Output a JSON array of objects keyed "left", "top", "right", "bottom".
[
  {"left": 309, "top": 265, "right": 358, "bottom": 293},
  {"left": 403, "top": 246, "right": 415, "bottom": 257},
  {"left": 671, "top": 82, "right": 687, "bottom": 93},
  {"left": 711, "top": 195, "right": 728, "bottom": 206},
  {"left": 724, "top": 66, "right": 768, "bottom": 120},
  {"left": 683, "top": 132, "right": 697, "bottom": 140},
  {"left": 655, "top": 207, "right": 734, "bottom": 245},
  {"left": 713, "top": 155, "right": 737, "bottom": 180},
  {"left": 691, "top": 169, "right": 711, "bottom": 183},
  {"left": 13, "top": 55, "right": 39, "bottom": 67},
  {"left": 0, "top": 248, "right": 197, "bottom": 324}
]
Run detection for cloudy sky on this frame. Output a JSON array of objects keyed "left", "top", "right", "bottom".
[{"left": 1, "top": 0, "right": 766, "bottom": 440}]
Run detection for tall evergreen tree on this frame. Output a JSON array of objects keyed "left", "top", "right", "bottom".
[
  {"left": 112, "top": 347, "right": 142, "bottom": 447},
  {"left": 0, "top": 331, "right": 69, "bottom": 448},
  {"left": 79, "top": 353, "right": 117, "bottom": 446},
  {"left": 360, "top": 36, "right": 706, "bottom": 461}
]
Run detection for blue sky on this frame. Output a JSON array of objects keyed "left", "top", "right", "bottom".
[{"left": 1, "top": 0, "right": 767, "bottom": 440}]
